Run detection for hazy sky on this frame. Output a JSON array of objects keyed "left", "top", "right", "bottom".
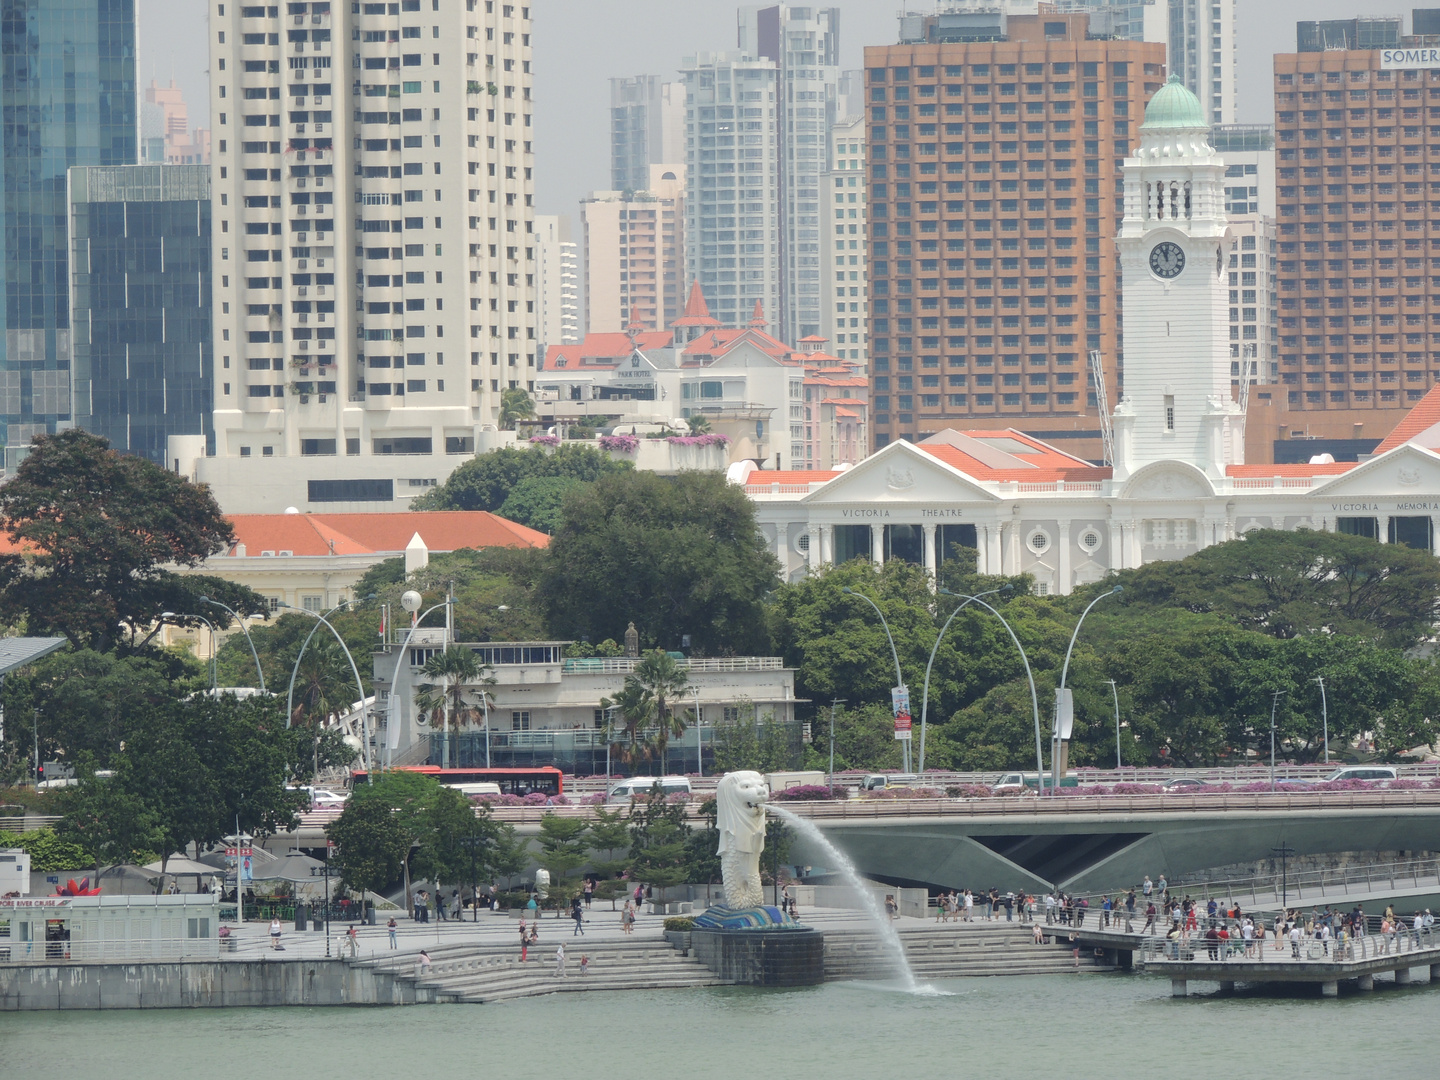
[{"left": 139, "top": 0, "right": 1390, "bottom": 221}]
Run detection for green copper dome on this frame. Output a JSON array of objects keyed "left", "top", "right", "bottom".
[{"left": 1140, "top": 74, "right": 1207, "bottom": 131}]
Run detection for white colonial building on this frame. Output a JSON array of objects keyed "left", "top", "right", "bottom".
[{"left": 736, "top": 77, "right": 1440, "bottom": 593}]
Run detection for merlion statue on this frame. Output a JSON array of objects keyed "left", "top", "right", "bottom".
[{"left": 716, "top": 770, "right": 769, "bottom": 908}]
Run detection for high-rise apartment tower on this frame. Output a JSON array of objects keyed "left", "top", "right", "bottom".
[{"left": 201, "top": 0, "right": 536, "bottom": 512}]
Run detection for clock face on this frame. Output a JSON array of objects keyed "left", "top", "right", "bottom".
[{"left": 1150, "top": 242, "right": 1186, "bottom": 279}]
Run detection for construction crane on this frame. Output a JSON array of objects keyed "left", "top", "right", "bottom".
[{"left": 1088, "top": 349, "right": 1116, "bottom": 467}]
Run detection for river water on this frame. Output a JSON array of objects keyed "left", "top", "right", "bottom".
[{"left": 3, "top": 975, "right": 1437, "bottom": 1079}]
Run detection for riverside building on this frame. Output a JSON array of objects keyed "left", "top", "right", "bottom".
[
  {"left": 865, "top": 8, "right": 1164, "bottom": 456},
  {"left": 738, "top": 77, "right": 1440, "bottom": 593},
  {"left": 194, "top": 0, "right": 536, "bottom": 513}
]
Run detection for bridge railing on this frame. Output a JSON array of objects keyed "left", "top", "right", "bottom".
[
  {"left": 1164, "top": 856, "right": 1440, "bottom": 909},
  {"left": 1137, "top": 918, "right": 1439, "bottom": 966}
]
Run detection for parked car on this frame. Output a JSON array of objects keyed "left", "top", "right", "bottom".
[{"left": 1161, "top": 777, "right": 1209, "bottom": 791}]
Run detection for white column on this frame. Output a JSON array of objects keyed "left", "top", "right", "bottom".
[
  {"left": 1378, "top": 515, "right": 1391, "bottom": 544},
  {"left": 1108, "top": 521, "right": 1124, "bottom": 571},
  {"left": 1057, "top": 520, "right": 1072, "bottom": 596},
  {"left": 1127, "top": 522, "right": 1143, "bottom": 568},
  {"left": 821, "top": 524, "right": 833, "bottom": 565},
  {"left": 922, "top": 524, "right": 937, "bottom": 579},
  {"left": 806, "top": 524, "right": 820, "bottom": 569},
  {"left": 987, "top": 522, "right": 1003, "bottom": 575},
  {"left": 871, "top": 523, "right": 884, "bottom": 567},
  {"left": 775, "top": 523, "right": 789, "bottom": 565},
  {"left": 1431, "top": 516, "right": 1440, "bottom": 557},
  {"left": 1008, "top": 515, "right": 1022, "bottom": 575}
]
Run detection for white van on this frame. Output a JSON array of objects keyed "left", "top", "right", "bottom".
[
  {"left": 861, "top": 773, "right": 919, "bottom": 791},
  {"left": 607, "top": 775, "right": 692, "bottom": 802},
  {"left": 450, "top": 782, "right": 503, "bottom": 798},
  {"left": 1321, "top": 765, "right": 1397, "bottom": 783}
]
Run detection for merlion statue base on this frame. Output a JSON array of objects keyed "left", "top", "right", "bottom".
[{"left": 693, "top": 904, "right": 800, "bottom": 931}]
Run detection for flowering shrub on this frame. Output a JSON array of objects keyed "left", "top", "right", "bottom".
[
  {"left": 946, "top": 784, "right": 994, "bottom": 799},
  {"left": 771, "top": 784, "right": 843, "bottom": 801},
  {"left": 1111, "top": 782, "right": 1165, "bottom": 795},
  {"left": 578, "top": 792, "right": 607, "bottom": 805},
  {"left": 1386, "top": 777, "right": 1424, "bottom": 790},
  {"left": 665, "top": 792, "right": 692, "bottom": 804},
  {"left": 666, "top": 433, "right": 731, "bottom": 447},
  {"left": 599, "top": 434, "right": 639, "bottom": 453},
  {"left": 521, "top": 792, "right": 551, "bottom": 805},
  {"left": 528, "top": 434, "right": 560, "bottom": 447}
]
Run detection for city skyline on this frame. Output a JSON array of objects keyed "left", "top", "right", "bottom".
[{"left": 139, "top": 0, "right": 1385, "bottom": 223}]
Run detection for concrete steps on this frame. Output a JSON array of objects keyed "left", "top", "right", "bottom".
[
  {"left": 355, "top": 938, "right": 722, "bottom": 1004},
  {"left": 823, "top": 925, "right": 1118, "bottom": 980}
]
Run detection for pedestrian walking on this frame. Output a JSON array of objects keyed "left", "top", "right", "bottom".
[
  {"left": 571, "top": 896, "right": 585, "bottom": 936},
  {"left": 1143, "top": 902, "right": 1157, "bottom": 935},
  {"left": 519, "top": 921, "right": 529, "bottom": 962},
  {"left": 621, "top": 900, "right": 635, "bottom": 935},
  {"left": 885, "top": 894, "right": 898, "bottom": 920},
  {"left": 435, "top": 888, "right": 447, "bottom": 922},
  {"left": 555, "top": 942, "right": 566, "bottom": 978},
  {"left": 583, "top": 878, "right": 594, "bottom": 909},
  {"left": 387, "top": 916, "right": 398, "bottom": 949},
  {"left": 269, "top": 916, "right": 283, "bottom": 951},
  {"left": 1290, "top": 924, "right": 1303, "bottom": 959}
]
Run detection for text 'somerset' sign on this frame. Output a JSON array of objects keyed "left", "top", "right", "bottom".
[{"left": 1381, "top": 48, "right": 1440, "bottom": 70}]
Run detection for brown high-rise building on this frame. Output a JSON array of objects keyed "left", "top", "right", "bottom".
[
  {"left": 1260, "top": 13, "right": 1440, "bottom": 459},
  {"left": 864, "top": 9, "right": 1163, "bottom": 454}
]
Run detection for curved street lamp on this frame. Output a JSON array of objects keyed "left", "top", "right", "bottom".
[
  {"left": 1052, "top": 585, "right": 1123, "bottom": 790},
  {"left": 841, "top": 586, "right": 910, "bottom": 772},
  {"left": 284, "top": 595, "right": 373, "bottom": 727},
  {"left": 161, "top": 611, "right": 217, "bottom": 694},
  {"left": 938, "top": 590, "right": 1045, "bottom": 789},
  {"left": 917, "top": 585, "right": 1010, "bottom": 775},
  {"left": 280, "top": 597, "right": 375, "bottom": 779},
  {"left": 199, "top": 594, "right": 266, "bottom": 692}
]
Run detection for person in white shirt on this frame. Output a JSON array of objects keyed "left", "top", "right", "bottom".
[{"left": 555, "top": 942, "right": 567, "bottom": 978}]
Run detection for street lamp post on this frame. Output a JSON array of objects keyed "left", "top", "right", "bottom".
[
  {"left": 1314, "top": 676, "right": 1329, "bottom": 765},
  {"left": 461, "top": 826, "right": 487, "bottom": 923},
  {"left": 1272, "top": 842, "right": 1296, "bottom": 910},
  {"left": 279, "top": 600, "right": 373, "bottom": 777},
  {"left": 162, "top": 612, "right": 218, "bottom": 693},
  {"left": 692, "top": 685, "right": 703, "bottom": 777},
  {"left": 199, "top": 595, "right": 266, "bottom": 691},
  {"left": 828, "top": 698, "right": 844, "bottom": 797},
  {"left": 841, "top": 587, "right": 910, "bottom": 772},
  {"left": 284, "top": 596, "right": 374, "bottom": 727},
  {"left": 1107, "top": 679, "right": 1122, "bottom": 769},
  {"left": 919, "top": 586, "right": 1010, "bottom": 775},
  {"left": 1269, "top": 690, "right": 1287, "bottom": 792},
  {"left": 941, "top": 591, "right": 1045, "bottom": 788},
  {"left": 1052, "top": 585, "right": 1123, "bottom": 791}
]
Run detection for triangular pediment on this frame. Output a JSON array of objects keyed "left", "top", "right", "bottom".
[
  {"left": 803, "top": 441, "right": 1000, "bottom": 505},
  {"left": 1309, "top": 444, "right": 1440, "bottom": 498}
]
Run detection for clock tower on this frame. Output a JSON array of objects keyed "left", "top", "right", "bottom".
[{"left": 1112, "top": 75, "right": 1237, "bottom": 481}]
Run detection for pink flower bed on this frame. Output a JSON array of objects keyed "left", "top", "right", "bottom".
[
  {"left": 599, "top": 435, "right": 638, "bottom": 453},
  {"left": 666, "top": 433, "right": 730, "bottom": 446},
  {"left": 771, "top": 784, "right": 844, "bottom": 801},
  {"left": 528, "top": 434, "right": 560, "bottom": 446}
]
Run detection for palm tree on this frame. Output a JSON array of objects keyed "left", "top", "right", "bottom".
[
  {"left": 499, "top": 387, "right": 536, "bottom": 430},
  {"left": 599, "top": 682, "right": 654, "bottom": 768},
  {"left": 415, "top": 645, "right": 485, "bottom": 767},
  {"left": 633, "top": 649, "right": 694, "bottom": 770},
  {"left": 686, "top": 414, "right": 712, "bottom": 435},
  {"left": 290, "top": 636, "right": 356, "bottom": 775}
]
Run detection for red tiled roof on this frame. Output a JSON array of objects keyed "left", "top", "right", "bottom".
[
  {"left": 1372, "top": 384, "right": 1440, "bottom": 453},
  {"left": 224, "top": 511, "right": 548, "bottom": 557},
  {"left": 672, "top": 279, "right": 721, "bottom": 328},
  {"left": 744, "top": 470, "right": 839, "bottom": 485},
  {"left": 1226, "top": 462, "right": 1359, "bottom": 478},
  {"left": 919, "top": 430, "right": 1111, "bottom": 483},
  {"left": 682, "top": 327, "right": 796, "bottom": 363},
  {"left": 543, "top": 331, "right": 672, "bottom": 371}
]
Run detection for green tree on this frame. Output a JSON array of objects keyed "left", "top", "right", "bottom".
[
  {"left": 685, "top": 415, "right": 712, "bottom": 435},
  {"left": 585, "top": 806, "right": 632, "bottom": 884},
  {"left": 626, "top": 788, "right": 692, "bottom": 890},
  {"left": 326, "top": 798, "right": 410, "bottom": 896},
  {"left": 412, "top": 443, "right": 632, "bottom": 513},
  {"left": 0, "top": 828, "right": 88, "bottom": 872},
  {"left": 1112, "top": 528, "right": 1440, "bottom": 649},
  {"left": 538, "top": 470, "right": 779, "bottom": 654},
  {"left": 499, "top": 387, "right": 536, "bottom": 430},
  {"left": 599, "top": 681, "right": 654, "bottom": 768},
  {"left": 0, "top": 429, "right": 267, "bottom": 651},
  {"left": 338, "top": 771, "right": 456, "bottom": 911},
  {"left": 414, "top": 645, "right": 487, "bottom": 767},
  {"left": 497, "top": 475, "right": 587, "bottom": 532},
  {"left": 535, "top": 813, "right": 590, "bottom": 904},
  {"left": 53, "top": 763, "right": 165, "bottom": 880},
  {"left": 632, "top": 650, "right": 694, "bottom": 767}
]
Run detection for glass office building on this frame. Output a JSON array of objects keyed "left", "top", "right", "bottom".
[
  {"left": 1, "top": 0, "right": 136, "bottom": 466},
  {"left": 68, "top": 165, "right": 212, "bottom": 464}
]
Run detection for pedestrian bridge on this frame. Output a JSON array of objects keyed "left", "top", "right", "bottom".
[
  {"left": 274, "top": 789, "right": 1440, "bottom": 895},
  {"left": 773, "top": 790, "right": 1440, "bottom": 894}
]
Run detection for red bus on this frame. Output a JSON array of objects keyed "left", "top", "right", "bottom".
[{"left": 352, "top": 766, "right": 564, "bottom": 797}]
